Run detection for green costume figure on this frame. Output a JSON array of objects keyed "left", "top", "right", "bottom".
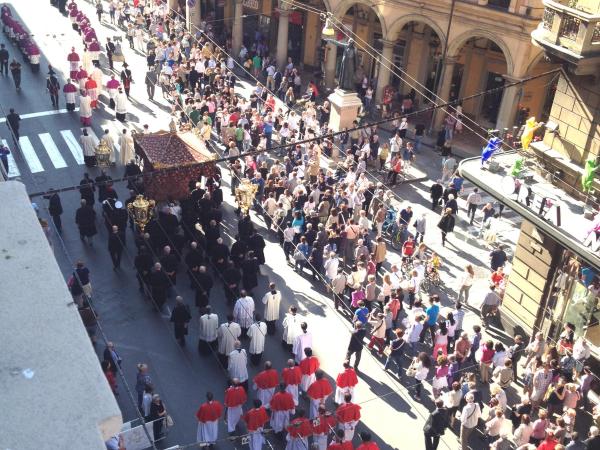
[
  {"left": 583, "top": 157, "right": 598, "bottom": 193},
  {"left": 511, "top": 157, "right": 524, "bottom": 178}
]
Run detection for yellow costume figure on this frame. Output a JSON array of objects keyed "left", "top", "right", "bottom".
[{"left": 521, "top": 117, "right": 540, "bottom": 150}]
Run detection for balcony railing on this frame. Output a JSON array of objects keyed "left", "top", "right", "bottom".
[
  {"left": 532, "top": 0, "right": 600, "bottom": 63},
  {"left": 559, "top": 14, "right": 581, "bottom": 40}
]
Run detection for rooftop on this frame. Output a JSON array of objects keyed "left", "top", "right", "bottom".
[
  {"left": 0, "top": 181, "right": 122, "bottom": 450},
  {"left": 458, "top": 151, "right": 600, "bottom": 270}
]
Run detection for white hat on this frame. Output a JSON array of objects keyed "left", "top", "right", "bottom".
[{"left": 115, "top": 201, "right": 123, "bottom": 209}]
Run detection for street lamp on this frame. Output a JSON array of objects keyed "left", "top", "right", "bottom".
[
  {"left": 321, "top": 14, "right": 335, "bottom": 37},
  {"left": 127, "top": 195, "right": 156, "bottom": 231},
  {"left": 235, "top": 178, "right": 258, "bottom": 215}
]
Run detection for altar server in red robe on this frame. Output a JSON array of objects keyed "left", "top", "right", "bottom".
[
  {"left": 299, "top": 348, "right": 319, "bottom": 393},
  {"left": 224, "top": 378, "right": 247, "bottom": 434},
  {"left": 312, "top": 404, "right": 337, "bottom": 450},
  {"left": 195, "top": 391, "right": 222, "bottom": 445},
  {"left": 286, "top": 409, "right": 313, "bottom": 450},
  {"left": 307, "top": 370, "right": 333, "bottom": 419},
  {"left": 335, "top": 361, "right": 359, "bottom": 404},
  {"left": 282, "top": 358, "right": 302, "bottom": 406},
  {"left": 270, "top": 383, "right": 295, "bottom": 434},
  {"left": 336, "top": 393, "right": 361, "bottom": 442},
  {"left": 243, "top": 399, "right": 269, "bottom": 450},
  {"left": 253, "top": 361, "right": 278, "bottom": 409}
]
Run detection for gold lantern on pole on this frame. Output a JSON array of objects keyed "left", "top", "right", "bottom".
[
  {"left": 127, "top": 195, "right": 156, "bottom": 231},
  {"left": 235, "top": 178, "right": 258, "bottom": 215},
  {"left": 94, "top": 140, "right": 112, "bottom": 167}
]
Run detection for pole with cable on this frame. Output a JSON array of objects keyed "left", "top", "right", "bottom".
[{"left": 429, "top": 0, "right": 455, "bottom": 134}]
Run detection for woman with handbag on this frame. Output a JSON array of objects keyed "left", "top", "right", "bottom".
[
  {"left": 410, "top": 352, "right": 431, "bottom": 401},
  {"left": 149, "top": 394, "right": 167, "bottom": 439},
  {"left": 383, "top": 329, "right": 406, "bottom": 377},
  {"left": 367, "top": 311, "right": 386, "bottom": 355},
  {"left": 437, "top": 208, "right": 455, "bottom": 247}
]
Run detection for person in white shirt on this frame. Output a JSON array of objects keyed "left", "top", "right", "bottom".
[
  {"left": 217, "top": 315, "right": 241, "bottom": 366},
  {"left": 228, "top": 341, "right": 248, "bottom": 388},
  {"left": 324, "top": 252, "right": 339, "bottom": 284},
  {"left": 261, "top": 283, "right": 281, "bottom": 335},
  {"left": 460, "top": 394, "right": 482, "bottom": 450},
  {"left": 233, "top": 290, "right": 255, "bottom": 337},
  {"left": 198, "top": 306, "right": 219, "bottom": 355},
  {"left": 247, "top": 314, "right": 267, "bottom": 366},
  {"left": 456, "top": 265, "right": 475, "bottom": 306},
  {"left": 484, "top": 407, "right": 505, "bottom": 441},
  {"left": 293, "top": 322, "right": 312, "bottom": 363},
  {"left": 405, "top": 315, "right": 424, "bottom": 356},
  {"left": 282, "top": 306, "right": 302, "bottom": 352},
  {"left": 466, "top": 188, "right": 482, "bottom": 225}
]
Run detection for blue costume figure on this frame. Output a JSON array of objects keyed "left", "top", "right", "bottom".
[{"left": 481, "top": 137, "right": 502, "bottom": 166}]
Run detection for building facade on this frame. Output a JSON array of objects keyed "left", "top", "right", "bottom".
[
  {"left": 530, "top": 0, "right": 600, "bottom": 189},
  {"left": 183, "top": 0, "right": 558, "bottom": 131}
]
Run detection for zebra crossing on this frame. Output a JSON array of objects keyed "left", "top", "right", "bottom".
[{"left": 3, "top": 128, "right": 121, "bottom": 178}]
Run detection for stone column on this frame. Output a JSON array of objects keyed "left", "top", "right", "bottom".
[
  {"left": 325, "top": 42, "right": 337, "bottom": 89},
  {"left": 433, "top": 57, "right": 457, "bottom": 130},
  {"left": 276, "top": 6, "right": 289, "bottom": 69},
  {"left": 186, "top": 0, "right": 201, "bottom": 31},
  {"left": 496, "top": 76, "right": 523, "bottom": 131},
  {"left": 375, "top": 40, "right": 395, "bottom": 103},
  {"left": 232, "top": 0, "right": 244, "bottom": 59}
]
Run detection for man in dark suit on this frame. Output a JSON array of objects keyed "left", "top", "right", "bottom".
[
  {"left": 423, "top": 399, "right": 448, "bottom": 450},
  {"left": 108, "top": 225, "right": 125, "bottom": 270},
  {"left": 44, "top": 189, "right": 63, "bottom": 234}
]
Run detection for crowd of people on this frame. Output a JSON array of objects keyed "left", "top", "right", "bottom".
[{"left": 29, "top": 1, "right": 600, "bottom": 449}]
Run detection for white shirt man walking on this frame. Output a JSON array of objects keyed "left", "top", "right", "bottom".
[
  {"left": 233, "top": 290, "right": 255, "bottom": 337},
  {"left": 261, "top": 282, "right": 281, "bottom": 335},
  {"left": 247, "top": 313, "right": 267, "bottom": 366},
  {"left": 217, "top": 314, "right": 241, "bottom": 366},
  {"left": 198, "top": 306, "right": 218, "bottom": 355}
]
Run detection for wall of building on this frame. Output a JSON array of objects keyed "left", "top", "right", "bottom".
[
  {"left": 502, "top": 220, "right": 561, "bottom": 336},
  {"left": 542, "top": 72, "right": 600, "bottom": 165}
]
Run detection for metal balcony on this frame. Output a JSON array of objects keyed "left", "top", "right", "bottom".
[{"left": 531, "top": 0, "right": 600, "bottom": 75}]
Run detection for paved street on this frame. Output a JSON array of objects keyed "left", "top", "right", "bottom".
[{"left": 3, "top": 2, "right": 526, "bottom": 449}]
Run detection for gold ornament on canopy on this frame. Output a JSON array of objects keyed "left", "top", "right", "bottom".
[
  {"left": 235, "top": 178, "right": 258, "bottom": 215},
  {"left": 95, "top": 140, "right": 112, "bottom": 167},
  {"left": 127, "top": 195, "right": 156, "bottom": 231}
]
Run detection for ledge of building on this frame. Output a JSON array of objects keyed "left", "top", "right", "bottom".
[{"left": 0, "top": 181, "right": 122, "bottom": 449}]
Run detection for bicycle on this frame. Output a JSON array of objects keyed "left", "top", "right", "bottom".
[{"left": 420, "top": 267, "right": 443, "bottom": 293}]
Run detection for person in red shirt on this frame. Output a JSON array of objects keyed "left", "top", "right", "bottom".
[
  {"left": 224, "top": 378, "right": 247, "bottom": 434},
  {"left": 243, "top": 399, "right": 269, "bottom": 450},
  {"left": 253, "top": 361, "right": 279, "bottom": 409},
  {"left": 313, "top": 404, "right": 337, "bottom": 449},
  {"left": 328, "top": 429, "right": 354, "bottom": 449},
  {"left": 335, "top": 361, "right": 359, "bottom": 404},
  {"left": 401, "top": 236, "right": 415, "bottom": 261},
  {"left": 307, "top": 370, "right": 333, "bottom": 419},
  {"left": 270, "top": 383, "right": 295, "bottom": 434},
  {"left": 286, "top": 409, "right": 313, "bottom": 450},
  {"left": 299, "top": 348, "right": 320, "bottom": 393},
  {"left": 283, "top": 358, "right": 302, "bottom": 406},
  {"left": 195, "top": 391, "right": 223, "bottom": 445},
  {"left": 336, "top": 393, "right": 361, "bottom": 442},
  {"left": 356, "top": 431, "right": 379, "bottom": 450},
  {"left": 536, "top": 430, "right": 559, "bottom": 450},
  {"left": 479, "top": 340, "right": 495, "bottom": 383},
  {"left": 102, "top": 360, "right": 117, "bottom": 394}
]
